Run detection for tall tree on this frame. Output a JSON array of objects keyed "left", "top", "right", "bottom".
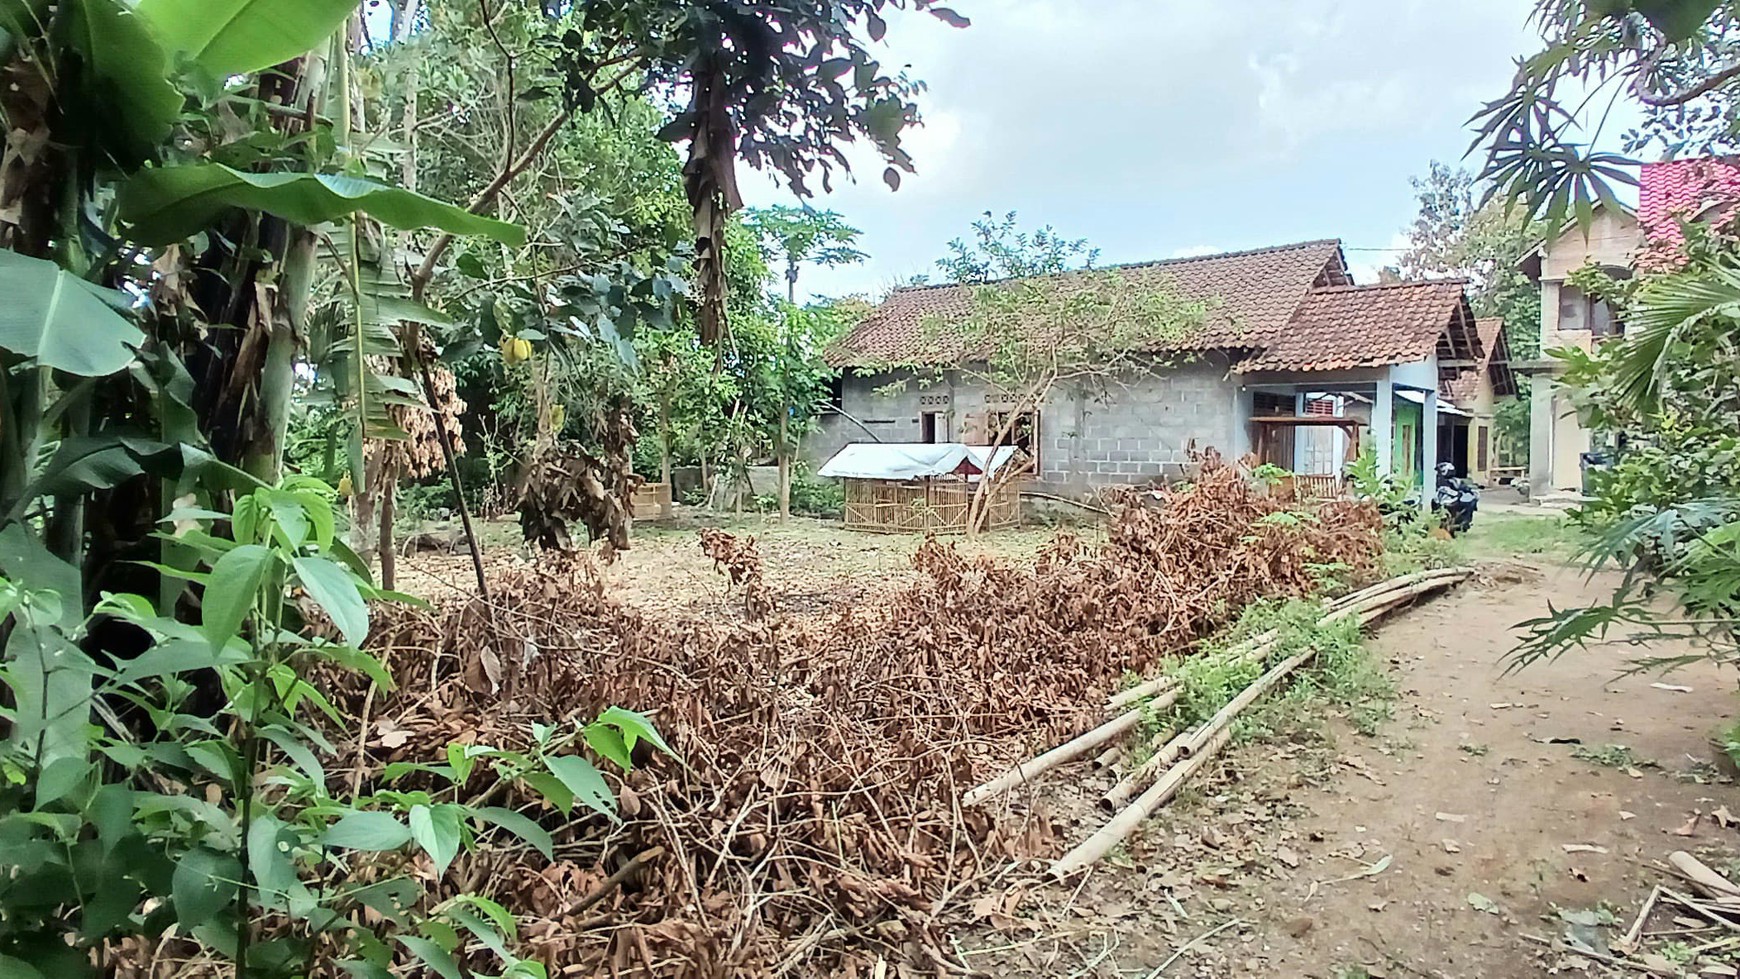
[
  {"left": 1388, "top": 162, "right": 1545, "bottom": 354},
  {"left": 744, "top": 204, "right": 867, "bottom": 301}
]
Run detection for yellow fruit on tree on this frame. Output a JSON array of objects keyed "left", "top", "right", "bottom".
[
  {"left": 548, "top": 404, "right": 566, "bottom": 430},
  {"left": 499, "top": 336, "right": 533, "bottom": 365},
  {"left": 337, "top": 473, "right": 354, "bottom": 497}
]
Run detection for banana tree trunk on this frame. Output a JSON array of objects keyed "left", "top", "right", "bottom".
[{"left": 659, "top": 394, "right": 674, "bottom": 519}]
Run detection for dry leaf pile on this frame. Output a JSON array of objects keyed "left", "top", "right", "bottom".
[{"left": 347, "top": 457, "right": 1385, "bottom": 976}]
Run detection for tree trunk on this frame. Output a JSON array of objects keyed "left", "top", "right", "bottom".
[
  {"left": 378, "top": 467, "right": 397, "bottom": 590},
  {"left": 658, "top": 394, "right": 674, "bottom": 519},
  {"left": 777, "top": 411, "right": 790, "bottom": 521}
]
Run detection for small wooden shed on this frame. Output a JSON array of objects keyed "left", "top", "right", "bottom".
[{"left": 817, "top": 442, "right": 1022, "bottom": 534}]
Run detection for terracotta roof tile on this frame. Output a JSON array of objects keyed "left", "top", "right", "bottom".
[
  {"left": 1441, "top": 317, "right": 1515, "bottom": 404},
  {"left": 827, "top": 239, "right": 1349, "bottom": 367},
  {"left": 1639, "top": 156, "right": 1740, "bottom": 270},
  {"left": 1239, "top": 280, "right": 1471, "bottom": 373}
]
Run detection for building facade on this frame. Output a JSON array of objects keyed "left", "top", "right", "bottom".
[{"left": 816, "top": 241, "right": 1488, "bottom": 501}]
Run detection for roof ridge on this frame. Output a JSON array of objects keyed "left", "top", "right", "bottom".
[
  {"left": 887, "top": 239, "right": 1344, "bottom": 294},
  {"left": 1310, "top": 277, "right": 1469, "bottom": 294}
]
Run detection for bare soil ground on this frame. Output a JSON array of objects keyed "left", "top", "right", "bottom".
[
  {"left": 950, "top": 562, "right": 1740, "bottom": 978},
  {"left": 396, "top": 508, "right": 1740, "bottom": 977}
]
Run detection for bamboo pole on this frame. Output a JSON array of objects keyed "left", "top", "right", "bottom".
[
  {"left": 1092, "top": 744, "right": 1125, "bottom": 769},
  {"left": 1054, "top": 647, "right": 1316, "bottom": 878},
  {"left": 962, "top": 707, "right": 1147, "bottom": 807},
  {"left": 1101, "top": 725, "right": 1190, "bottom": 811},
  {"left": 1056, "top": 572, "right": 1476, "bottom": 875},
  {"left": 1669, "top": 851, "right": 1740, "bottom": 903},
  {"left": 1052, "top": 727, "right": 1234, "bottom": 879}
]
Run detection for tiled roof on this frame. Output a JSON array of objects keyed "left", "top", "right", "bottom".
[
  {"left": 1239, "top": 280, "right": 1474, "bottom": 373},
  {"left": 1441, "top": 317, "right": 1514, "bottom": 404},
  {"left": 1639, "top": 156, "right": 1740, "bottom": 270},
  {"left": 826, "top": 240, "right": 1350, "bottom": 367}
]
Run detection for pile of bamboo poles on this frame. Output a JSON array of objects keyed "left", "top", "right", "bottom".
[{"left": 957, "top": 567, "right": 1475, "bottom": 878}]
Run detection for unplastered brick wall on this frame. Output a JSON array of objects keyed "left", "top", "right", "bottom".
[{"left": 814, "top": 360, "right": 1240, "bottom": 491}]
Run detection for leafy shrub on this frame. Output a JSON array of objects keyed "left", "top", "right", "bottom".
[{"left": 0, "top": 478, "right": 668, "bottom": 976}]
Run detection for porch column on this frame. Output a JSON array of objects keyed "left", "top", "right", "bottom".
[
  {"left": 1371, "top": 373, "right": 1394, "bottom": 477},
  {"left": 1293, "top": 392, "right": 1307, "bottom": 470},
  {"left": 1231, "top": 385, "right": 1253, "bottom": 458},
  {"left": 1529, "top": 374, "right": 1554, "bottom": 499},
  {"left": 1421, "top": 387, "right": 1438, "bottom": 510}
]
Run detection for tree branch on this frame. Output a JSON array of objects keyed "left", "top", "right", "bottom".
[{"left": 1633, "top": 53, "right": 1740, "bottom": 107}]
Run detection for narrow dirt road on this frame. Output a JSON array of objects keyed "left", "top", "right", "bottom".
[
  {"left": 956, "top": 563, "right": 1740, "bottom": 977},
  {"left": 1229, "top": 565, "right": 1739, "bottom": 976}
]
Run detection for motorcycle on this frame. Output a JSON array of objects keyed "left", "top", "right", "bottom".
[{"left": 1431, "top": 462, "right": 1479, "bottom": 535}]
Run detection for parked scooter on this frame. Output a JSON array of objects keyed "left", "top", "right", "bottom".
[{"left": 1431, "top": 461, "right": 1479, "bottom": 534}]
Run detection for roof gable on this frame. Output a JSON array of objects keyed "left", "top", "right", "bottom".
[
  {"left": 827, "top": 240, "right": 1349, "bottom": 367},
  {"left": 1239, "top": 280, "right": 1474, "bottom": 373}
]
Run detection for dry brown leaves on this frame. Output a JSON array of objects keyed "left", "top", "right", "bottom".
[{"left": 337, "top": 456, "right": 1383, "bottom": 977}]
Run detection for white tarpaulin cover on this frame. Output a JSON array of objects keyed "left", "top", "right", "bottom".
[{"left": 817, "top": 442, "right": 1019, "bottom": 481}]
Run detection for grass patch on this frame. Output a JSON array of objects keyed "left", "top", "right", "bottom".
[
  {"left": 1460, "top": 512, "right": 1584, "bottom": 561},
  {"left": 1148, "top": 598, "right": 1395, "bottom": 745}
]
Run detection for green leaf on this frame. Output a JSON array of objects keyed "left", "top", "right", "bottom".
[
  {"left": 545, "top": 755, "right": 617, "bottom": 821},
  {"left": 0, "top": 251, "right": 142, "bottom": 376},
  {"left": 246, "top": 813, "right": 299, "bottom": 900},
  {"left": 172, "top": 846, "right": 240, "bottom": 925},
  {"left": 200, "top": 544, "right": 272, "bottom": 651},
  {"left": 594, "top": 706, "right": 675, "bottom": 759},
  {"left": 398, "top": 936, "right": 462, "bottom": 979},
  {"left": 1633, "top": 0, "right": 1720, "bottom": 41},
  {"left": 63, "top": 0, "right": 184, "bottom": 163},
  {"left": 111, "top": 637, "right": 247, "bottom": 686},
  {"left": 472, "top": 807, "right": 553, "bottom": 861},
  {"left": 323, "top": 811, "right": 412, "bottom": 852},
  {"left": 136, "top": 0, "right": 358, "bottom": 76},
  {"left": 32, "top": 757, "right": 90, "bottom": 809},
  {"left": 582, "top": 724, "right": 632, "bottom": 771},
  {"left": 0, "top": 955, "right": 45, "bottom": 979},
  {"left": 408, "top": 804, "right": 462, "bottom": 875},
  {"left": 291, "top": 555, "right": 368, "bottom": 645},
  {"left": 0, "top": 524, "right": 81, "bottom": 611},
  {"left": 520, "top": 771, "right": 573, "bottom": 813},
  {"left": 118, "top": 165, "right": 526, "bottom": 248}
]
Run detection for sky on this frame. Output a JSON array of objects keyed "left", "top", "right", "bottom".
[{"left": 737, "top": 0, "right": 1642, "bottom": 302}]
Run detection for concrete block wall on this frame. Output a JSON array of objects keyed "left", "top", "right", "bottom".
[{"left": 806, "top": 360, "right": 1241, "bottom": 491}]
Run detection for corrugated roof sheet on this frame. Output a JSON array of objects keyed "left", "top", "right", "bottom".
[
  {"left": 827, "top": 239, "right": 1350, "bottom": 367},
  {"left": 1239, "top": 279, "right": 1473, "bottom": 372}
]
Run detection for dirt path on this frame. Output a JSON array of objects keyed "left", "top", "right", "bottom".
[
  {"left": 1255, "top": 564, "right": 1739, "bottom": 977},
  {"left": 954, "top": 564, "right": 1740, "bottom": 977}
]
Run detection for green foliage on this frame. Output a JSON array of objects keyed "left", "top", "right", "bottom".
[
  {"left": 934, "top": 210, "right": 1099, "bottom": 284},
  {"left": 118, "top": 165, "right": 526, "bottom": 248},
  {"left": 1472, "top": 0, "right": 1737, "bottom": 227},
  {"left": 1387, "top": 162, "right": 1545, "bottom": 356},
  {"left": 137, "top": 0, "right": 357, "bottom": 77},
  {"left": 787, "top": 467, "right": 845, "bottom": 519},
  {"left": 1571, "top": 743, "right": 1647, "bottom": 769},
  {"left": 743, "top": 205, "right": 866, "bottom": 299},
  {"left": 0, "top": 251, "right": 142, "bottom": 376},
  {"left": 0, "top": 480, "right": 670, "bottom": 975},
  {"left": 1152, "top": 598, "right": 1392, "bottom": 743}
]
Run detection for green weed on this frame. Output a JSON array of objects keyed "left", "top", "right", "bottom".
[
  {"left": 1459, "top": 742, "right": 1490, "bottom": 757},
  {"left": 1571, "top": 743, "right": 1648, "bottom": 769}
]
